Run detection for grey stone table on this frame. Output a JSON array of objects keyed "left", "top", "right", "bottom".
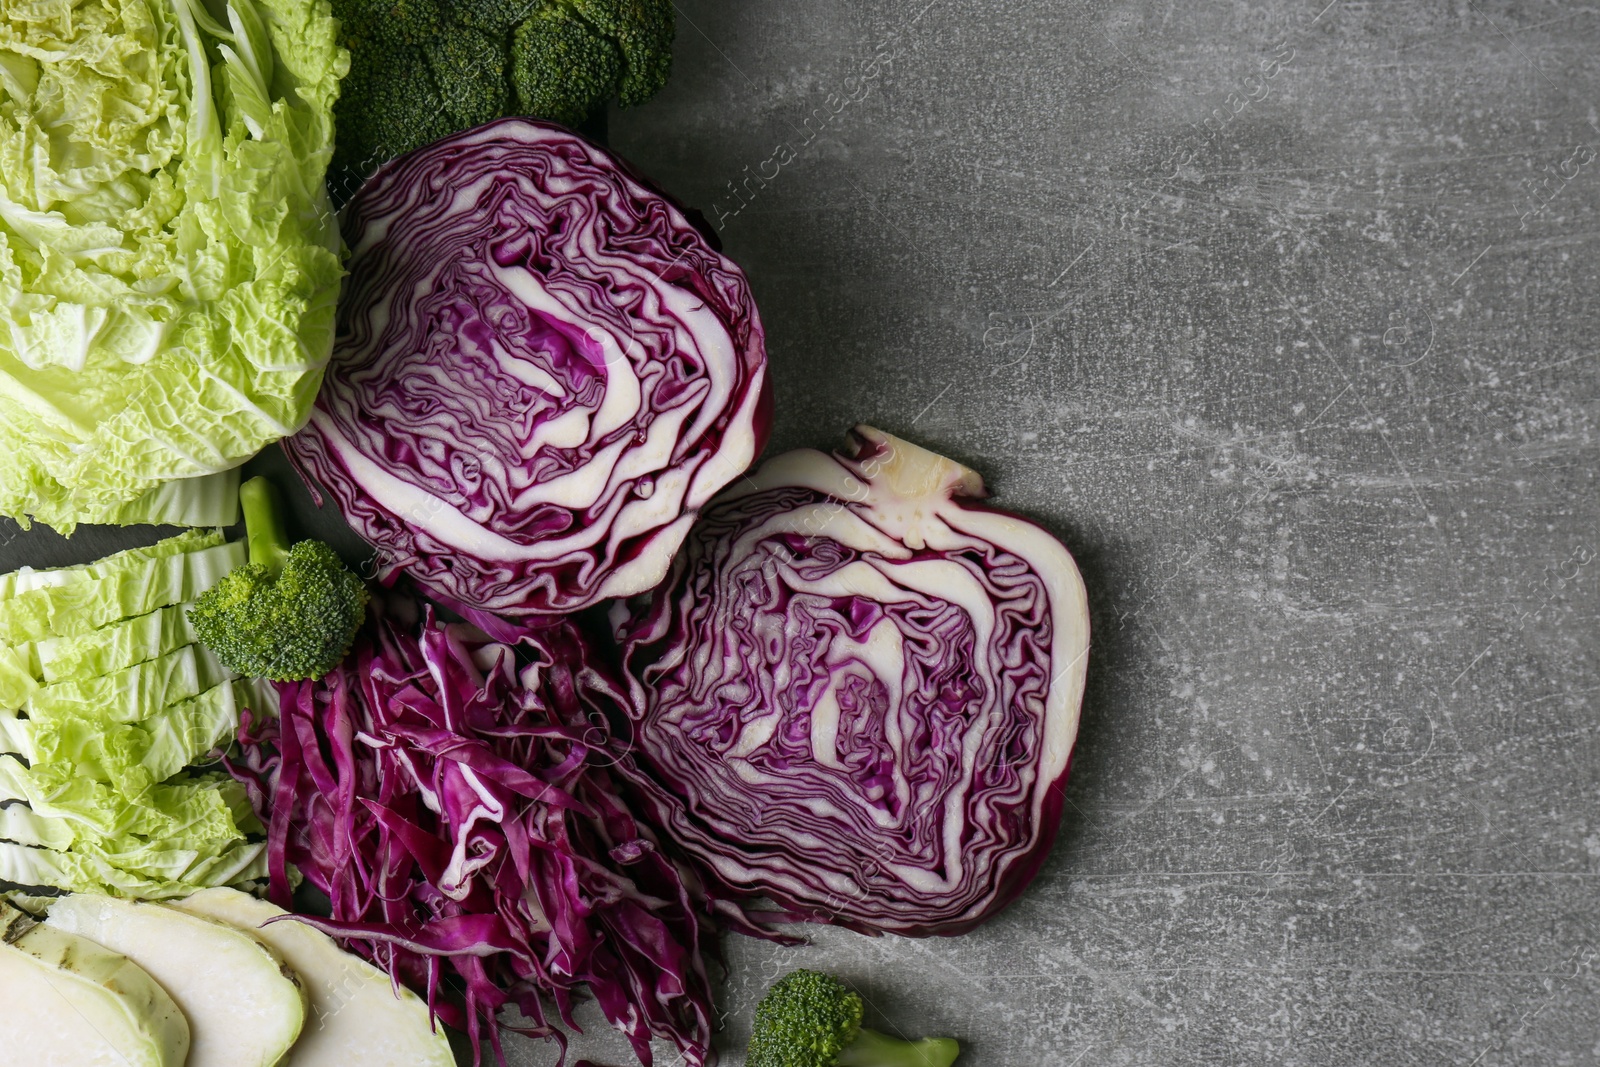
[{"left": 7, "top": 1, "right": 1598, "bottom": 1064}]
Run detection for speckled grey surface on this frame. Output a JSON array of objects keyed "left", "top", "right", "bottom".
[{"left": 5, "top": 0, "right": 1598, "bottom": 1064}]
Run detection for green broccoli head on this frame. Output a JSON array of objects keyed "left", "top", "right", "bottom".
[
  {"left": 189, "top": 479, "right": 368, "bottom": 682},
  {"left": 749, "top": 970, "right": 863, "bottom": 1067},
  {"left": 451, "top": 0, "right": 536, "bottom": 33},
  {"left": 336, "top": 46, "right": 455, "bottom": 173},
  {"left": 340, "top": 0, "right": 445, "bottom": 49},
  {"left": 330, "top": 0, "right": 674, "bottom": 180},
  {"left": 747, "top": 970, "right": 961, "bottom": 1067}
]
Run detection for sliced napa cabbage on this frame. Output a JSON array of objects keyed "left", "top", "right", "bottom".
[
  {"left": 0, "top": 754, "right": 258, "bottom": 840},
  {"left": 1, "top": 679, "right": 247, "bottom": 795},
  {"left": 0, "top": 802, "right": 74, "bottom": 850},
  {"left": 0, "top": 536, "right": 237, "bottom": 736},
  {"left": 0, "top": 902, "right": 191, "bottom": 1067},
  {"left": 0, "top": 645, "right": 36, "bottom": 709},
  {"left": 173, "top": 888, "right": 456, "bottom": 1067},
  {"left": 0, "top": 536, "right": 245, "bottom": 645},
  {"left": 0, "top": 532, "right": 263, "bottom": 901},
  {"left": 18, "top": 643, "right": 230, "bottom": 722},
  {"left": 46, "top": 894, "right": 307, "bottom": 1067},
  {"left": 109, "top": 469, "right": 244, "bottom": 529},
  {"left": 34, "top": 602, "right": 198, "bottom": 683},
  {"left": 19, "top": 643, "right": 232, "bottom": 721},
  {"left": 0, "top": 531, "right": 224, "bottom": 599}
]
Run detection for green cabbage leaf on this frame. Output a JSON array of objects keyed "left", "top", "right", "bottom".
[
  {"left": 0, "top": 532, "right": 268, "bottom": 900},
  {"left": 0, "top": 0, "right": 347, "bottom": 531}
]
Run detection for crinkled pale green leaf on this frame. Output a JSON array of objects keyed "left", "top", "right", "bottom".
[
  {"left": 22, "top": 644, "right": 230, "bottom": 724},
  {"left": 34, "top": 602, "right": 196, "bottom": 684},
  {"left": 0, "top": 756, "right": 247, "bottom": 843},
  {"left": 5, "top": 678, "right": 243, "bottom": 798},
  {"left": 0, "top": 0, "right": 347, "bottom": 531},
  {"left": 136, "top": 681, "right": 247, "bottom": 784},
  {"left": 0, "top": 802, "right": 75, "bottom": 851},
  {"left": 0, "top": 534, "right": 244, "bottom": 645},
  {"left": 0, "top": 837, "right": 267, "bottom": 898},
  {"left": 0, "top": 646, "right": 36, "bottom": 708}
]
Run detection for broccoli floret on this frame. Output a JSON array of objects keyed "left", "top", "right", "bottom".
[
  {"left": 428, "top": 25, "right": 512, "bottom": 128},
  {"left": 335, "top": 49, "right": 453, "bottom": 175},
  {"left": 342, "top": 0, "right": 445, "bottom": 48},
  {"left": 512, "top": 5, "right": 624, "bottom": 126},
  {"left": 451, "top": 0, "right": 534, "bottom": 33},
  {"left": 564, "top": 0, "right": 672, "bottom": 106},
  {"left": 329, "top": 0, "right": 674, "bottom": 180},
  {"left": 748, "top": 970, "right": 961, "bottom": 1067},
  {"left": 189, "top": 477, "right": 368, "bottom": 682}
]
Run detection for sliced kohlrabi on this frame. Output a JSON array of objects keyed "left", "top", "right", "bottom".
[
  {"left": 0, "top": 902, "right": 191, "bottom": 1067},
  {"left": 45, "top": 894, "right": 306, "bottom": 1067},
  {"left": 173, "top": 888, "right": 456, "bottom": 1067}
]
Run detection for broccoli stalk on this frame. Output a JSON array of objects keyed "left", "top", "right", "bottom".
[
  {"left": 189, "top": 477, "right": 368, "bottom": 682},
  {"left": 837, "top": 1029, "right": 961, "bottom": 1067},
  {"left": 242, "top": 475, "right": 291, "bottom": 576},
  {"left": 748, "top": 970, "right": 961, "bottom": 1067}
]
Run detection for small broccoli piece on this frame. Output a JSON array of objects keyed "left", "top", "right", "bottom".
[
  {"left": 189, "top": 477, "right": 368, "bottom": 682},
  {"left": 747, "top": 970, "right": 961, "bottom": 1067}
]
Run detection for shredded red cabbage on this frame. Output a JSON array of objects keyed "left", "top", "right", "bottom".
[{"left": 228, "top": 598, "right": 729, "bottom": 1066}]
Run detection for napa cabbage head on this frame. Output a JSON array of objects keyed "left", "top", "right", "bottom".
[{"left": 0, "top": 0, "right": 347, "bottom": 532}]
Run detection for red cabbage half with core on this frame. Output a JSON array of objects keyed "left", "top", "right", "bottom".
[
  {"left": 614, "top": 427, "right": 1090, "bottom": 937},
  {"left": 287, "top": 118, "right": 771, "bottom": 616}
]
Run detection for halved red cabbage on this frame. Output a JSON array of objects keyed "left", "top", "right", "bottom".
[
  {"left": 614, "top": 427, "right": 1090, "bottom": 937},
  {"left": 287, "top": 118, "right": 770, "bottom": 616},
  {"left": 227, "top": 598, "right": 733, "bottom": 1067}
]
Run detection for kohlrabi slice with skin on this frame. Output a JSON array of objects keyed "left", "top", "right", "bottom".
[
  {"left": 0, "top": 902, "right": 191, "bottom": 1067},
  {"left": 172, "top": 889, "right": 456, "bottom": 1067},
  {"left": 45, "top": 894, "right": 307, "bottom": 1067}
]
